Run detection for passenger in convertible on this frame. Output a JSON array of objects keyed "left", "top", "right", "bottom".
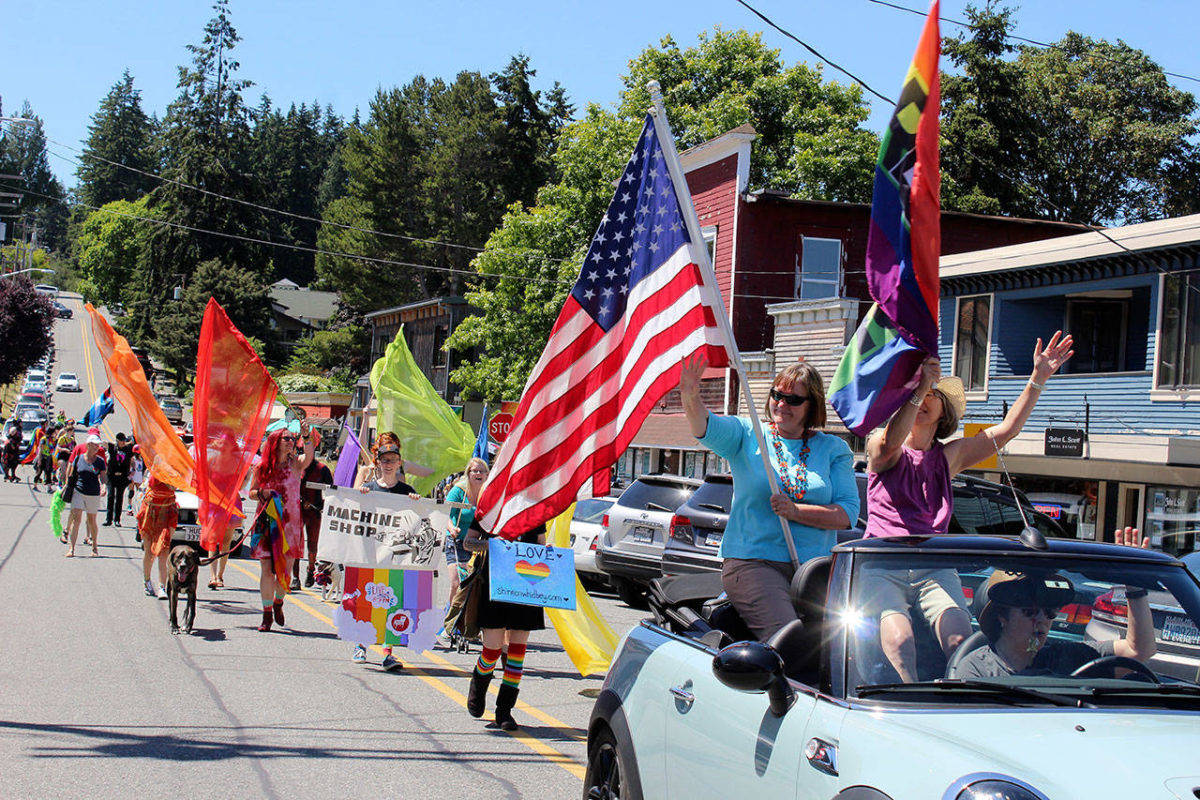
[
  {"left": 956, "top": 530, "right": 1156, "bottom": 679},
  {"left": 678, "top": 355, "right": 859, "bottom": 641},
  {"left": 865, "top": 333, "right": 1074, "bottom": 682}
]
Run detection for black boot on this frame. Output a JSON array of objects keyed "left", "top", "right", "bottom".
[
  {"left": 467, "top": 669, "right": 492, "bottom": 718},
  {"left": 493, "top": 683, "right": 519, "bottom": 731}
]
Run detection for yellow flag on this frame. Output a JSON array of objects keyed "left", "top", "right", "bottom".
[
  {"left": 546, "top": 504, "right": 620, "bottom": 676},
  {"left": 370, "top": 326, "right": 474, "bottom": 495}
]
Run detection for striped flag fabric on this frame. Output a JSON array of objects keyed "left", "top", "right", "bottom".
[
  {"left": 830, "top": 0, "right": 942, "bottom": 436},
  {"left": 477, "top": 114, "right": 730, "bottom": 540},
  {"left": 80, "top": 388, "right": 114, "bottom": 427},
  {"left": 336, "top": 566, "right": 438, "bottom": 648},
  {"left": 471, "top": 403, "right": 490, "bottom": 463},
  {"left": 332, "top": 420, "right": 363, "bottom": 488}
]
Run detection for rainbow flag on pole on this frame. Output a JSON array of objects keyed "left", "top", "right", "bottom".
[
  {"left": 335, "top": 566, "right": 439, "bottom": 648},
  {"left": 831, "top": 0, "right": 941, "bottom": 436}
]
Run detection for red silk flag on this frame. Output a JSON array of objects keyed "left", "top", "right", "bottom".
[
  {"left": 193, "top": 298, "right": 277, "bottom": 551},
  {"left": 84, "top": 304, "right": 195, "bottom": 492}
]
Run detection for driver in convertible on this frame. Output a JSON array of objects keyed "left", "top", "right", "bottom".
[{"left": 956, "top": 533, "right": 1156, "bottom": 680}]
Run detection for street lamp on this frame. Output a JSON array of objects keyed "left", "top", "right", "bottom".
[
  {"left": 0, "top": 117, "right": 36, "bottom": 129},
  {"left": 0, "top": 267, "right": 54, "bottom": 279}
]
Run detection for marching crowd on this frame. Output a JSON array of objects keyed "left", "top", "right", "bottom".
[{"left": 8, "top": 324, "right": 1158, "bottom": 728}]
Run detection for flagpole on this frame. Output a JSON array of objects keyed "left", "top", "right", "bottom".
[{"left": 647, "top": 81, "right": 801, "bottom": 570}]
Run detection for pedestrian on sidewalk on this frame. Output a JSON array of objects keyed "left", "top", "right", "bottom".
[
  {"left": 136, "top": 469, "right": 177, "bottom": 598},
  {"left": 103, "top": 433, "right": 133, "bottom": 527},
  {"left": 463, "top": 521, "right": 546, "bottom": 732},
  {"left": 64, "top": 434, "right": 107, "bottom": 557},
  {"left": 2, "top": 424, "right": 21, "bottom": 482},
  {"left": 350, "top": 432, "right": 416, "bottom": 671},
  {"left": 441, "top": 458, "right": 488, "bottom": 637},
  {"left": 247, "top": 424, "right": 314, "bottom": 632},
  {"left": 295, "top": 447, "right": 332, "bottom": 589}
]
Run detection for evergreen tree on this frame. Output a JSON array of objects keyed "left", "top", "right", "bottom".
[
  {"left": 77, "top": 70, "right": 156, "bottom": 207},
  {"left": 0, "top": 100, "right": 68, "bottom": 251},
  {"left": 132, "top": 0, "right": 267, "bottom": 344}
]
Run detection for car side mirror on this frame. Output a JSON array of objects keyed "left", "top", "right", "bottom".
[{"left": 712, "top": 640, "right": 795, "bottom": 717}]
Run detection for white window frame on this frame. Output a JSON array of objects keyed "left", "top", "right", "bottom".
[
  {"left": 701, "top": 225, "right": 718, "bottom": 265},
  {"left": 795, "top": 236, "right": 843, "bottom": 300},
  {"left": 951, "top": 293, "right": 994, "bottom": 399},
  {"left": 1151, "top": 272, "right": 1200, "bottom": 400}
]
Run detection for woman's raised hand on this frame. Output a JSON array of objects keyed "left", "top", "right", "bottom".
[
  {"left": 919, "top": 357, "right": 941, "bottom": 389},
  {"left": 1033, "top": 331, "right": 1074, "bottom": 380},
  {"left": 1114, "top": 526, "right": 1151, "bottom": 549},
  {"left": 679, "top": 353, "right": 707, "bottom": 396}
]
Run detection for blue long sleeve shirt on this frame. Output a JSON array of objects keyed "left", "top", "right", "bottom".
[{"left": 698, "top": 412, "right": 859, "bottom": 564}]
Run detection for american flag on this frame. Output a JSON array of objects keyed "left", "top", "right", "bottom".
[{"left": 477, "top": 114, "right": 731, "bottom": 539}]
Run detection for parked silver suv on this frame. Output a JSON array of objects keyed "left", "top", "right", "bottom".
[{"left": 593, "top": 474, "right": 700, "bottom": 607}]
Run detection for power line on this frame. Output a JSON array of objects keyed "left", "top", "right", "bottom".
[
  {"left": 864, "top": 0, "right": 1200, "bottom": 86},
  {"left": 11, "top": 121, "right": 565, "bottom": 265},
  {"left": 0, "top": 180, "right": 572, "bottom": 287},
  {"left": 733, "top": 0, "right": 1200, "bottom": 301}
]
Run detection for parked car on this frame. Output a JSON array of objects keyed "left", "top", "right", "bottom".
[
  {"left": 18, "top": 392, "right": 46, "bottom": 409},
  {"left": 1184, "top": 551, "right": 1200, "bottom": 579},
  {"left": 34, "top": 284, "right": 59, "bottom": 298},
  {"left": 594, "top": 474, "right": 701, "bottom": 607},
  {"left": 18, "top": 410, "right": 48, "bottom": 445},
  {"left": 159, "top": 397, "right": 184, "bottom": 424},
  {"left": 26, "top": 368, "right": 47, "bottom": 383},
  {"left": 13, "top": 403, "right": 42, "bottom": 420},
  {"left": 52, "top": 301, "right": 72, "bottom": 319},
  {"left": 54, "top": 372, "right": 80, "bottom": 392},
  {"left": 661, "top": 471, "right": 1063, "bottom": 577},
  {"left": 569, "top": 497, "right": 616, "bottom": 586},
  {"left": 586, "top": 535, "right": 1200, "bottom": 800},
  {"left": 1086, "top": 583, "right": 1200, "bottom": 683}
]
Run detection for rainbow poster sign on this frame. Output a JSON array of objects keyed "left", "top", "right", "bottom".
[
  {"left": 334, "top": 566, "right": 442, "bottom": 650},
  {"left": 488, "top": 539, "right": 576, "bottom": 610}
]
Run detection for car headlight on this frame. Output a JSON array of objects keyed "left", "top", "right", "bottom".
[{"left": 947, "top": 774, "right": 1048, "bottom": 800}]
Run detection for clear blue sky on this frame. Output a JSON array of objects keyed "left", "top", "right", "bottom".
[{"left": 7, "top": 0, "right": 1199, "bottom": 187}]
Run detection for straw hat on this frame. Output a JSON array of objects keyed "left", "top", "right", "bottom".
[{"left": 932, "top": 376, "right": 966, "bottom": 420}]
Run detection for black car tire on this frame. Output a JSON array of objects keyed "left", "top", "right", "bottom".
[
  {"left": 584, "top": 725, "right": 641, "bottom": 800},
  {"left": 612, "top": 576, "right": 648, "bottom": 610}
]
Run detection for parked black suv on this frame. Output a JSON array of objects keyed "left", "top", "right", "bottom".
[{"left": 661, "top": 471, "right": 1064, "bottom": 577}]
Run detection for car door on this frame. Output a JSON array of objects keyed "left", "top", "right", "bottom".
[{"left": 658, "top": 635, "right": 816, "bottom": 796}]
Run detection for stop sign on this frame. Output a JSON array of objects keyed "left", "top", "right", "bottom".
[{"left": 488, "top": 412, "right": 515, "bottom": 443}]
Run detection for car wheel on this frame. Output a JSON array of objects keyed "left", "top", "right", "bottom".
[
  {"left": 612, "top": 577, "right": 648, "bottom": 610},
  {"left": 585, "top": 725, "right": 640, "bottom": 800}
]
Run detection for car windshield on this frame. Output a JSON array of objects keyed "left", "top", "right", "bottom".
[
  {"left": 840, "top": 550, "right": 1200, "bottom": 705},
  {"left": 573, "top": 498, "right": 614, "bottom": 524},
  {"left": 617, "top": 479, "right": 694, "bottom": 512}
]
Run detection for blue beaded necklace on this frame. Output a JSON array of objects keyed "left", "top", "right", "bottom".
[{"left": 768, "top": 420, "right": 810, "bottom": 502}]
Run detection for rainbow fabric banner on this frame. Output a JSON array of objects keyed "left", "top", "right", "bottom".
[
  {"left": 334, "top": 566, "right": 441, "bottom": 649},
  {"left": 831, "top": 0, "right": 941, "bottom": 436}
]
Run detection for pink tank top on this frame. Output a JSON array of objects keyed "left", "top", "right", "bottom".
[{"left": 864, "top": 442, "right": 952, "bottom": 537}]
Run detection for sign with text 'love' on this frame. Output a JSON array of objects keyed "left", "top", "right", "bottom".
[{"left": 487, "top": 538, "right": 576, "bottom": 610}]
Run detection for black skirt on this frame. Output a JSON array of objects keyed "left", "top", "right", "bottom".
[{"left": 474, "top": 528, "right": 546, "bottom": 632}]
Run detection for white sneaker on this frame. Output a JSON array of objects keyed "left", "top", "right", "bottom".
[
  {"left": 144, "top": 580, "right": 155, "bottom": 597},
  {"left": 155, "top": 583, "right": 168, "bottom": 599}
]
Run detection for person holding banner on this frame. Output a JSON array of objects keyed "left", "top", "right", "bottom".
[
  {"left": 679, "top": 355, "right": 860, "bottom": 642},
  {"left": 350, "top": 432, "right": 417, "bottom": 670},
  {"left": 463, "top": 521, "right": 546, "bottom": 732},
  {"left": 864, "top": 334, "right": 1074, "bottom": 683},
  {"left": 247, "top": 424, "right": 314, "bottom": 632}
]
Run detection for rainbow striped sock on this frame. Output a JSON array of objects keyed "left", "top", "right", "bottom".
[
  {"left": 502, "top": 643, "right": 526, "bottom": 688},
  {"left": 475, "top": 647, "right": 501, "bottom": 678}
]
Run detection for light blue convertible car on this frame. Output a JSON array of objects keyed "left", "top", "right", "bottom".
[{"left": 585, "top": 536, "right": 1200, "bottom": 799}]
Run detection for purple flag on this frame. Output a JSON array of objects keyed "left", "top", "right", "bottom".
[{"left": 333, "top": 422, "right": 363, "bottom": 487}]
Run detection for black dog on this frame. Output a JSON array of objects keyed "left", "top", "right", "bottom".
[
  {"left": 167, "top": 533, "right": 247, "bottom": 634},
  {"left": 167, "top": 545, "right": 201, "bottom": 635}
]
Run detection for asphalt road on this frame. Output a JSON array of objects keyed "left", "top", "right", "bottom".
[{"left": 0, "top": 295, "right": 647, "bottom": 799}]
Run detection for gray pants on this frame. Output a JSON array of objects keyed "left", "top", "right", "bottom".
[{"left": 721, "top": 558, "right": 796, "bottom": 641}]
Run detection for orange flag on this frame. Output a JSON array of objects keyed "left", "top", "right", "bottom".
[
  {"left": 84, "top": 304, "right": 195, "bottom": 493},
  {"left": 193, "top": 299, "right": 277, "bottom": 551}
]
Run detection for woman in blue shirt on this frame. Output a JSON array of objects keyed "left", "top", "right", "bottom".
[{"left": 679, "top": 355, "right": 859, "bottom": 640}]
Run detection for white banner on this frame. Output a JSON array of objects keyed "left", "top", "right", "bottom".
[{"left": 316, "top": 487, "right": 451, "bottom": 570}]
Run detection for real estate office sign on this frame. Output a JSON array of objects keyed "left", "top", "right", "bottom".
[{"left": 1044, "top": 428, "right": 1086, "bottom": 458}]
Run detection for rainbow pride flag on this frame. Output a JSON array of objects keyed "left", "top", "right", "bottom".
[
  {"left": 337, "top": 566, "right": 438, "bottom": 648},
  {"left": 831, "top": 0, "right": 941, "bottom": 436}
]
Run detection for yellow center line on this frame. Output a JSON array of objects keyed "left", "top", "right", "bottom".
[
  {"left": 225, "top": 559, "right": 588, "bottom": 780},
  {"left": 75, "top": 299, "right": 115, "bottom": 440}
]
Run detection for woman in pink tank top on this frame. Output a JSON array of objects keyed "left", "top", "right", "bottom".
[{"left": 864, "top": 332, "right": 1075, "bottom": 682}]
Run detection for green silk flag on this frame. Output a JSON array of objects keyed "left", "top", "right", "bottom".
[{"left": 369, "top": 326, "right": 474, "bottom": 495}]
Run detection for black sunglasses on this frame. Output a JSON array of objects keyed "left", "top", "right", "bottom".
[
  {"left": 770, "top": 388, "right": 809, "bottom": 407},
  {"left": 1017, "top": 606, "right": 1060, "bottom": 620}
]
